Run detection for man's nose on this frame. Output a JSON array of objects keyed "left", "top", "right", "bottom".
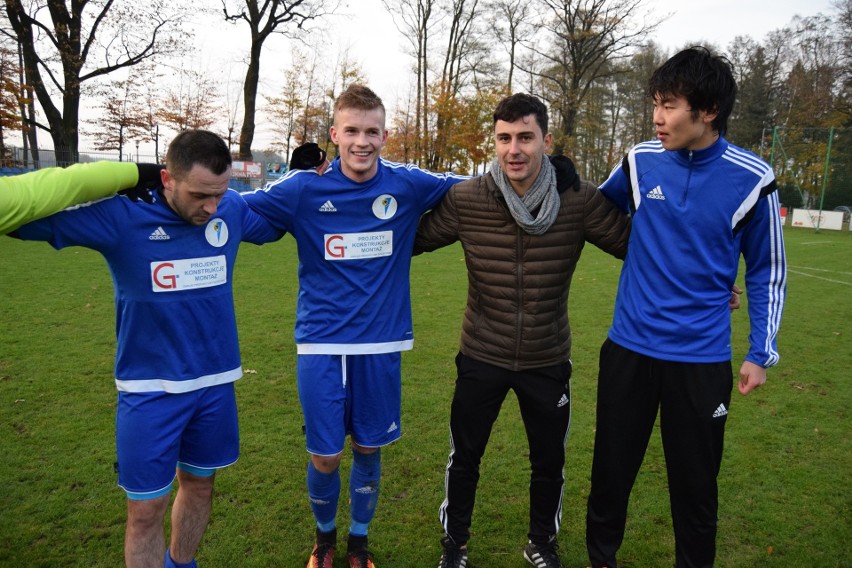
[{"left": 202, "top": 197, "right": 218, "bottom": 215}]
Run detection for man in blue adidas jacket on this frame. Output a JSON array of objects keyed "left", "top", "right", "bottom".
[{"left": 585, "top": 47, "right": 787, "bottom": 568}]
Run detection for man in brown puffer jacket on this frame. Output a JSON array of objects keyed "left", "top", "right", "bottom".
[{"left": 415, "top": 93, "right": 631, "bottom": 568}]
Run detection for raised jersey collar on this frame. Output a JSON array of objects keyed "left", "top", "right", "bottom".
[{"left": 673, "top": 136, "right": 728, "bottom": 166}]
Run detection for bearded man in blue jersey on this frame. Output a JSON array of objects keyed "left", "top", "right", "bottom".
[
  {"left": 243, "top": 84, "right": 467, "bottom": 568},
  {"left": 585, "top": 47, "right": 787, "bottom": 568},
  {"left": 12, "top": 130, "right": 281, "bottom": 568}
]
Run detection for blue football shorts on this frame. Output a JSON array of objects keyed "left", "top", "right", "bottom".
[
  {"left": 297, "top": 352, "right": 402, "bottom": 456},
  {"left": 115, "top": 382, "right": 239, "bottom": 500}
]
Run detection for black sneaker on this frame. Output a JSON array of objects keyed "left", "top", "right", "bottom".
[
  {"left": 438, "top": 536, "right": 469, "bottom": 568},
  {"left": 346, "top": 534, "right": 376, "bottom": 568},
  {"left": 523, "top": 540, "right": 564, "bottom": 568}
]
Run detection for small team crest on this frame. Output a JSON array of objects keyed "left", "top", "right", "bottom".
[
  {"left": 372, "top": 194, "right": 398, "bottom": 220},
  {"left": 205, "top": 218, "right": 228, "bottom": 247}
]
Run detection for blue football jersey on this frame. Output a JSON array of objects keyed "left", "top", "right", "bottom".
[
  {"left": 599, "top": 137, "right": 786, "bottom": 366},
  {"left": 243, "top": 158, "right": 467, "bottom": 354},
  {"left": 16, "top": 190, "right": 281, "bottom": 392}
]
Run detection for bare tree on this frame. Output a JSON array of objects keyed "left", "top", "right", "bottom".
[
  {"left": 429, "top": 0, "right": 486, "bottom": 169},
  {"left": 319, "top": 47, "right": 367, "bottom": 153},
  {"left": 17, "top": 38, "right": 39, "bottom": 165},
  {"left": 488, "top": 0, "right": 532, "bottom": 92},
  {"left": 382, "top": 0, "right": 440, "bottom": 165},
  {"left": 221, "top": 0, "right": 339, "bottom": 161},
  {"left": 4, "top": 0, "right": 187, "bottom": 164},
  {"left": 223, "top": 68, "right": 245, "bottom": 152},
  {"left": 265, "top": 77, "right": 302, "bottom": 159},
  {"left": 527, "top": 0, "right": 661, "bottom": 150},
  {"left": 787, "top": 13, "right": 844, "bottom": 126},
  {"left": 296, "top": 49, "right": 322, "bottom": 144},
  {"left": 0, "top": 38, "right": 26, "bottom": 163},
  {"left": 83, "top": 78, "right": 149, "bottom": 161},
  {"left": 266, "top": 42, "right": 365, "bottom": 162},
  {"left": 836, "top": 0, "right": 852, "bottom": 121},
  {"left": 156, "top": 69, "right": 222, "bottom": 134},
  {"left": 137, "top": 65, "right": 167, "bottom": 162},
  {"left": 266, "top": 47, "right": 313, "bottom": 158},
  {"left": 384, "top": 86, "right": 418, "bottom": 163}
]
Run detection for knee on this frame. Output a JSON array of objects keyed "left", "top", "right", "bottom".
[
  {"left": 176, "top": 470, "right": 215, "bottom": 500},
  {"left": 351, "top": 441, "right": 378, "bottom": 456},
  {"left": 529, "top": 442, "right": 566, "bottom": 471},
  {"left": 127, "top": 495, "right": 170, "bottom": 530},
  {"left": 311, "top": 452, "right": 343, "bottom": 473}
]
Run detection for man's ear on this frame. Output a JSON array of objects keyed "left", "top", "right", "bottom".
[{"left": 160, "top": 168, "right": 173, "bottom": 190}]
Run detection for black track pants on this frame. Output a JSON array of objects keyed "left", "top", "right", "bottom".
[
  {"left": 586, "top": 339, "right": 733, "bottom": 568},
  {"left": 440, "top": 353, "right": 572, "bottom": 546}
]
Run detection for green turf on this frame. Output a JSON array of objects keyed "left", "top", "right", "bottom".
[{"left": 0, "top": 225, "right": 849, "bottom": 567}]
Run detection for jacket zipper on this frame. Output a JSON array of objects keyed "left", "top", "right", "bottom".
[
  {"left": 683, "top": 150, "right": 693, "bottom": 206},
  {"left": 514, "top": 223, "right": 524, "bottom": 368}
]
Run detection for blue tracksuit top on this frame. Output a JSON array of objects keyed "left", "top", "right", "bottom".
[
  {"left": 242, "top": 158, "right": 467, "bottom": 354},
  {"left": 15, "top": 190, "right": 281, "bottom": 392},
  {"left": 599, "top": 137, "right": 786, "bottom": 366}
]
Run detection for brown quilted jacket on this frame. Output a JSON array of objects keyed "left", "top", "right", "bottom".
[{"left": 414, "top": 172, "right": 630, "bottom": 371}]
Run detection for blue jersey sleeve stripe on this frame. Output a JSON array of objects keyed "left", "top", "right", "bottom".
[
  {"left": 634, "top": 140, "right": 664, "bottom": 152},
  {"left": 763, "top": 191, "right": 787, "bottom": 366},
  {"left": 721, "top": 150, "right": 772, "bottom": 178},
  {"left": 731, "top": 183, "right": 764, "bottom": 230},
  {"left": 379, "top": 158, "right": 469, "bottom": 180},
  {"left": 627, "top": 149, "right": 643, "bottom": 212},
  {"left": 725, "top": 146, "right": 773, "bottom": 173}
]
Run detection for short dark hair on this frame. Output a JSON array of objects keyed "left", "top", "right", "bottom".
[
  {"left": 648, "top": 46, "right": 737, "bottom": 135},
  {"left": 334, "top": 84, "right": 385, "bottom": 117},
  {"left": 165, "top": 130, "right": 232, "bottom": 179},
  {"left": 493, "top": 93, "right": 549, "bottom": 134}
]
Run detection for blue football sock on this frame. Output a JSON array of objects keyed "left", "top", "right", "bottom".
[
  {"left": 164, "top": 549, "right": 197, "bottom": 568},
  {"left": 349, "top": 449, "right": 381, "bottom": 537},
  {"left": 307, "top": 460, "right": 340, "bottom": 532}
]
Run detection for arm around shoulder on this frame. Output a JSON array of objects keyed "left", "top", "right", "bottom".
[
  {"left": 414, "top": 182, "right": 465, "bottom": 255},
  {"left": 0, "top": 161, "right": 138, "bottom": 235},
  {"left": 582, "top": 180, "right": 631, "bottom": 259}
]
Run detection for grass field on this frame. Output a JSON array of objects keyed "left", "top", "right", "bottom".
[{"left": 0, "top": 226, "right": 849, "bottom": 567}]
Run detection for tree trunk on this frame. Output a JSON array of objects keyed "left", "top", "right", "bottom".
[{"left": 238, "top": 41, "right": 263, "bottom": 161}]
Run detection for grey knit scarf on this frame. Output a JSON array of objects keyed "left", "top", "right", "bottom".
[{"left": 490, "top": 155, "right": 559, "bottom": 235}]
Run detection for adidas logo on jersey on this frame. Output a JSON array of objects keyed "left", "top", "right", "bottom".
[
  {"left": 556, "top": 394, "right": 569, "bottom": 408},
  {"left": 646, "top": 185, "right": 666, "bottom": 200},
  {"left": 149, "top": 226, "right": 170, "bottom": 240},
  {"left": 712, "top": 403, "right": 728, "bottom": 418},
  {"left": 319, "top": 200, "right": 337, "bottom": 212},
  {"left": 387, "top": 421, "right": 398, "bottom": 434}
]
